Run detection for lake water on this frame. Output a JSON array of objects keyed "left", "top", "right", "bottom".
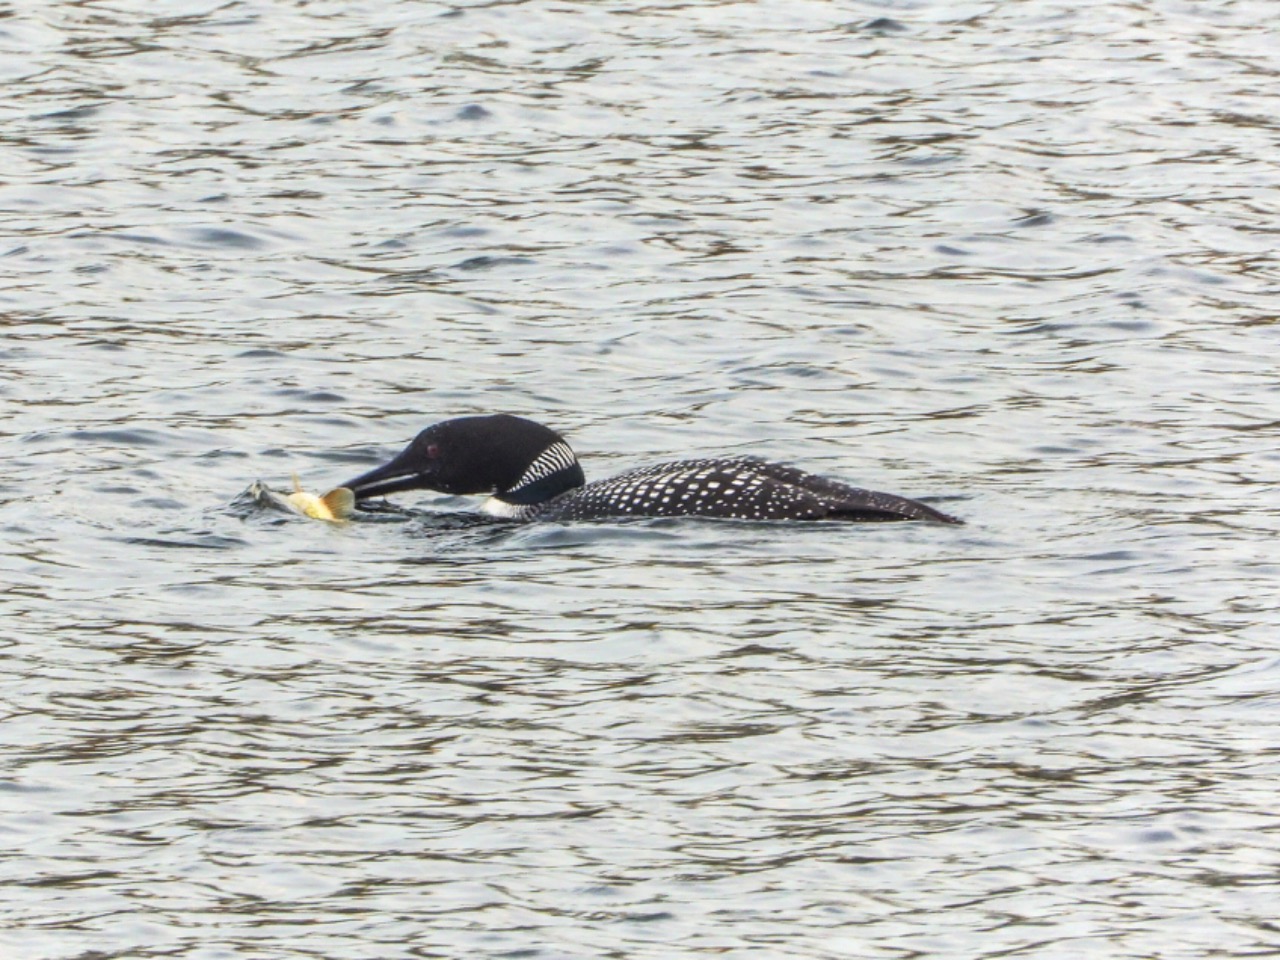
[{"left": 3, "top": 1, "right": 1279, "bottom": 957}]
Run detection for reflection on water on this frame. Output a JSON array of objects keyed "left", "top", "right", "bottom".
[{"left": 4, "top": 1, "right": 1280, "bottom": 958}]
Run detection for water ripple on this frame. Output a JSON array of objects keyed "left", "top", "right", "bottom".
[{"left": 4, "top": 1, "right": 1280, "bottom": 958}]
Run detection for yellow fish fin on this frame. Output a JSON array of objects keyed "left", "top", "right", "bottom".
[{"left": 320, "top": 487, "right": 356, "bottom": 520}]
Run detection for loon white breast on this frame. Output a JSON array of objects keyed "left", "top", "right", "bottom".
[{"left": 341, "top": 414, "right": 961, "bottom": 524}]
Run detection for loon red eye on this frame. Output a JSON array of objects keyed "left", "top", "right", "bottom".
[{"left": 426, "top": 443, "right": 441, "bottom": 459}]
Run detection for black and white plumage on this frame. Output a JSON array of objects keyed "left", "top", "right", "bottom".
[{"left": 342, "top": 414, "right": 961, "bottom": 524}]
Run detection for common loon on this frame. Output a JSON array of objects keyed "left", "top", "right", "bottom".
[{"left": 342, "top": 415, "right": 960, "bottom": 524}]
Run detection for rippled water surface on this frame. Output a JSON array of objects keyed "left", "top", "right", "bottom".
[{"left": 4, "top": 1, "right": 1280, "bottom": 957}]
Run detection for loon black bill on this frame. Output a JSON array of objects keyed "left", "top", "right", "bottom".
[{"left": 343, "top": 452, "right": 425, "bottom": 500}]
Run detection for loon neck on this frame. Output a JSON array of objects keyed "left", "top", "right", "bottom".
[{"left": 492, "top": 440, "right": 585, "bottom": 506}]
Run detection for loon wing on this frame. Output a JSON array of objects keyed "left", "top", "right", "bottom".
[
  {"left": 742, "top": 460, "right": 961, "bottom": 523},
  {"left": 551, "top": 458, "right": 958, "bottom": 523}
]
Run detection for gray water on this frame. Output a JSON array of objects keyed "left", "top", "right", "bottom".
[{"left": 4, "top": 1, "right": 1280, "bottom": 957}]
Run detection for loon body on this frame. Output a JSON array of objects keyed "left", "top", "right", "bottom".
[{"left": 343, "top": 415, "right": 960, "bottom": 524}]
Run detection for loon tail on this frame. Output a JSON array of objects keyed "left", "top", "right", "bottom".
[{"left": 749, "top": 461, "right": 962, "bottom": 524}]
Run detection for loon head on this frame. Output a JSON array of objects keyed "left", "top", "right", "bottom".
[{"left": 343, "top": 414, "right": 585, "bottom": 506}]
